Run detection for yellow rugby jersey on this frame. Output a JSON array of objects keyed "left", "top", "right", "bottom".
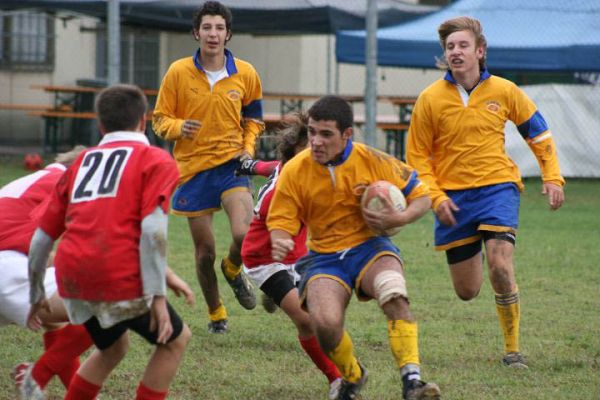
[
  {"left": 407, "top": 70, "right": 564, "bottom": 210},
  {"left": 153, "top": 49, "right": 264, "bottom": 184},
  {"left": 266, "top": 141, "right": 429, "bottom": 253}
]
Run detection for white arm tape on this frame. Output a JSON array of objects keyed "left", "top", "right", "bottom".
[{"left": 140, "top": 207, "right": 168, "bottom": 296}]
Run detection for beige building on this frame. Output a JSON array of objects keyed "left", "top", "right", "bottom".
[{"left": 0, "top": 10, "right": 440, "bottom": 149}]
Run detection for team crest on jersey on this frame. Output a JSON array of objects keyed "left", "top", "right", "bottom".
[
  {"left": 486, "top": 101, "right": 501, "bottom": 113},
  {"left": 227, "top": 90, "right": 241, "bottom": 101},
  {"left": 352, "top": 182, "right": 370, "bottom": 199}
]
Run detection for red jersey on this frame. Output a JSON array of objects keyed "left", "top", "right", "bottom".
[
  {"left": 0, "top": 163, "right": 65, "bottom": 255},
  {"left": 38, "top": 132, "right": 179, "bottom": 302},
  {"left": 242, "top": 164, "right": 307, "bottom": 268}
]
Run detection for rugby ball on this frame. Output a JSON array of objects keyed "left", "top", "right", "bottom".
[
  {"left": 361, "top": 180, "right": 407, "bottom": 236},
  {"left": 24, "top": 153, "right": 43, "bottom": 171}
]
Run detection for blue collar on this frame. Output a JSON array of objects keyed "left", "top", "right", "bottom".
[
  {"left": 444, "top": 68, "right": 491, "bottom": 85},
  {"left": 193, "top": 48, "right": 237, "bottom": 75},
  {"left": 325, "top": 139, "right": 353, "bottom": 167}
]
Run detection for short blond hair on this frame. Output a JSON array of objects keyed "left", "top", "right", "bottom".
[{"left": 436, "top": 16, "right": 487, "bottom": 70}]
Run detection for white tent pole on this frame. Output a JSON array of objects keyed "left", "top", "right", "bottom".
[
  {"left": 107, "top": 0, "right": 120, "bottom": 85},
  {"left": 327, "top": 34, "right": 332, "bottom": 94},
  {"left": 364, "top": 0, "right": 378, "bottom": 147}
]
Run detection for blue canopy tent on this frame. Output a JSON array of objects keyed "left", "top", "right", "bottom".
[
  {"left": 336, "top": 0, "right": 600, "bottom": 72},
  {"left": 0, "top": 0, "right": 438, "bottom": 34}
]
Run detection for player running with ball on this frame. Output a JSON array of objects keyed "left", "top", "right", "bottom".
[
  {"left": 267, "top": 96, "right": 441, "bottom": 400},
  {"left": 237, "top": 113, "right": 343, "bottom": 399}
]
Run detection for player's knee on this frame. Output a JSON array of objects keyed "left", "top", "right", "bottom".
[
  {"left": 373, "top": 270, "right": 408, "bottom": 307},
  {"left": 172, "top": 324, "right": 192, "bottom": 351},
  {"left": 294, "top": 319, "right": 313, "bottom": 338},
  {"left": 314, "top": 326, "right": 340, "bottom": 353},
  {"left": 488, "top": 264, "right": 514, "bottom": 292},
  {"left": 196, "top": 251, "right": 215, "bottom": 270},
  {"left": 455, "top": 286, "right": 480, "bottom": 301}
]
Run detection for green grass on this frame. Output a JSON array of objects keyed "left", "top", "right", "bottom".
[{"left": 1, "top": 155, "right": 599, "bottom": 399}]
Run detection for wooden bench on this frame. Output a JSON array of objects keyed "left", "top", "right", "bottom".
[
  {"left": 26, "top": 111, "right": 95, "bottom": 153},
  {"left": 0, "top": 103, "right": 72, "bottom": 112},
  {"left": 28, "top": 110, "right": 96, "bottom": 119},
  {"left": 27, "top": 110, "right": 155, "bottom": 153},
  {"left": 354, "top": 117, "right": 410, "bottom": 160}
]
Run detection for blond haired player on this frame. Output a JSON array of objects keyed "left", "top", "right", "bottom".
[{"left": 407, "top": 16, "right": 565, "bottom": 369}]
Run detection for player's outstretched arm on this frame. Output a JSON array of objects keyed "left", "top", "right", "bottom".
[
  {"left": 166, "top": 267, "right": 195, "bottom": 306},
  {"left": 235, "top": 158, "right": 259, "bottom": 176},
  {"left": 235, "top": 159, "right": 279, "bottom": 177},
  {"left": 27, "top": 228, "right": 55, "bottom": 330}
]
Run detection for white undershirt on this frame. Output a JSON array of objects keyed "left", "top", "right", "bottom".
[{"left": 205, "top": 66, "right": 228, "bottom": 90}]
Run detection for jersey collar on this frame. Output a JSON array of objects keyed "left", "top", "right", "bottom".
[
  {"left": 193, "top": 48, "right": 238, "bottom": 75},
  {"left": 99, "top": 131, "right": 150, "bottom": 146},
  {"left": 444, "top": 68, "right": 491, "bottom": 85},
  {"left": 325, "top": 139, "right": 354, "bottom": 167}
]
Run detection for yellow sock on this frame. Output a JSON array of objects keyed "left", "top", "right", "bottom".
[
  {"left": 495, "top": 289, "right": 520, "bottom": 353},
  {"left": 222, "top": 257, "right": 242, "bottom": 280},
  {"left": 328, "top": 331, "right": 362, "bottom": 383},
  {"left": 388, "top": 320, "right": 420, "bottom": 368},
  {"left": 209, "top": 301, "right": 228, "bottom": 321}
]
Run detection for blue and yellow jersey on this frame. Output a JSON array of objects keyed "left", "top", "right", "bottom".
[
  {"left": 266, "top": 141, "right": 429, "bottom": 253},
  {"left": 407, "top": 70, "right": 564, "bottom": 210},
  {"left": 153, "top": 48, "right": 264, "bottom": 184}
]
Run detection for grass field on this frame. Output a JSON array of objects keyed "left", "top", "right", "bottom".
[{"left": 1, "top": 155, "right": 599, "bottom": 399}]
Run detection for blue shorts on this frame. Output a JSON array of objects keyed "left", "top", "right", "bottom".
[
  {"left": 435, "top": 183, "right": 520, "bottom": 251},
  {"left": 172, "top": 158, "right": 250, "bottom": 217},
  {"left": 296, "top": 236, "right": 402, "bottom": 304}
]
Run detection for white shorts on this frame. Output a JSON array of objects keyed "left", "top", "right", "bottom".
[
  {"left": 245, "top": 262, "right": 300, "bottom": 289},
  {"left": 0, "top": 250, "right": 57, "bottom": 327}
]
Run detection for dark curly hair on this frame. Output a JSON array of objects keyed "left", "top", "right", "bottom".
[
  {"left": 276, "top": 113, "right": 309, "bottom": 165},
  {"left": 307, "top": 95, "right": 353, "bottom": 133},
  {"left": 192, "top": 1, "right": 233, "bottom": 42}
]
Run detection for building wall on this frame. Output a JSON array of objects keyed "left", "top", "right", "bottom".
[
  {"left": 1, "top": 15, "right": 441, "bottom": 148},
  {"left": 0, "top": 16, "right": 96, "bottom": 146}
]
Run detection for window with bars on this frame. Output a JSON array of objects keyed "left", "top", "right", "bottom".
[
  {"left": 96, "top": 26, "right": 160, "bottom": 90},
  {"left": 0, "top": 11, "right": 54, "bottom": 70}
]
